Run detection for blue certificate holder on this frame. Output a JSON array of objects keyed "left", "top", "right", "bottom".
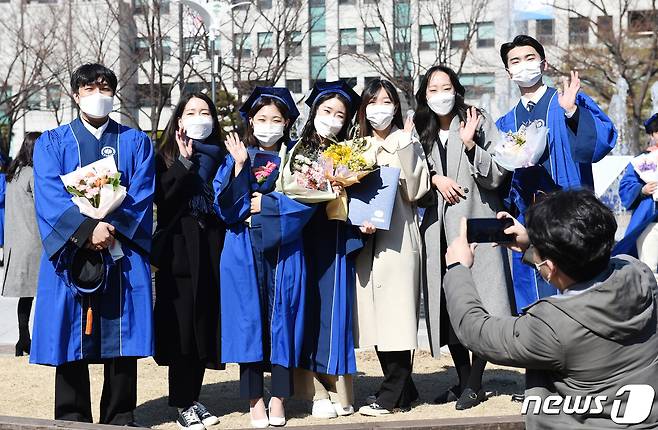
[{"left": 347, "top": 166, "right": 401, "bottom": 230}]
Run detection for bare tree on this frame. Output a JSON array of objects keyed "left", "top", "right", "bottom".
[{"left": 552, "top": 0, "right": 658, "bottom": 155}]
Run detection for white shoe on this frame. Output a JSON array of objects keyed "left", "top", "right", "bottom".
[
  {"left": 358, "top": 403, "right": 392, "bottom": 417},
  {"left": 250, "top": 400, "right": 269, "bottom": 428},
  {"left": 333, "top": 402, "right": 354, "bottom": 416},
  {"left": 268, "top": 398, "right": 286, "bottom": 427},
  {"left": 311, "top": 399, "right": 337, "bottom": 419}
]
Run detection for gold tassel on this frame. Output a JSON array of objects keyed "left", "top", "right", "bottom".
[{"left": 85, "top": 306, "right": 93, "bottom": 336}]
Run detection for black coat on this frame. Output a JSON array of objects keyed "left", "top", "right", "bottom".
[{"left": 153, "top": 153, "right": 225, "bottom": 369}]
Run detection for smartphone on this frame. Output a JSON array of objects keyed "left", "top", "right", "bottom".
[{"left": 466, "top": 218, "right": 514, "bottom": 244}]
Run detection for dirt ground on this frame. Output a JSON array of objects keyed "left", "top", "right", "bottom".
[{"left": 0, "top": 350, "right": 524, "bottom": 429}]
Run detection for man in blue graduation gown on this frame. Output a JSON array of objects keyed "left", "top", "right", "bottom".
[
  {"left": 496, "top": 35, "right": 617, "bottom": 313},
  {"left": 30, "top": 64, "right": 154, "bottom": 425}
]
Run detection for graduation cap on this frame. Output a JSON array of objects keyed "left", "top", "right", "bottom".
[
  {"left": 239, "top": 86, "right": 300, "bottom": 123},
  {"left": 56, "top": 246, "right": 115, "bottom": 296},
  {"left": 305, "top": 80, "right": 361, "bottom": 119},
  {"left": 644, "top": 113, "right": 658, "bottom": 134}
]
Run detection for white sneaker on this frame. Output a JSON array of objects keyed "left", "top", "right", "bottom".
[
  {"left": 250, "top": 400, "right": 269, "bottom": 428},
  {"left": 311, "top": 399, "right": 338, "bottom": 419},
  {"left": 358, "top": 403, "right": 392, "bottom": 417},
  {"left": 268, "top": 398, "right": 286, "bottom": 427},
  {"left": 333, "top": 402, "right": 354, "bottom": 416}
]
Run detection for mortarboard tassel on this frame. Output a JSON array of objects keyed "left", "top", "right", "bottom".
[{"left": 85, "top": 306, "right": 93, "bottom": 336}]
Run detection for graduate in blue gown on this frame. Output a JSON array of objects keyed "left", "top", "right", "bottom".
[
  {"left": 496, "top": 35, "right": 617, "bottom": 313},
  {"left": 0, "top": 153, "right": 8, "bottom": 252},
  {"left": 613, "top": 113, "right": 658, "bottom": 268},
  {"left": 290, "top": 81, "right": 372, "bottom": 419},
  {"left": 213, "top": 87, "right": 313, "bottom": 427},
  {"left": 30, "top": 64, "right": 154, "bottom": 425}
]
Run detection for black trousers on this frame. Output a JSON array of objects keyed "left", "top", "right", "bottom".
[
  {"left": 375, "top": 349, "right": 419, "bottom": 410},
  {"left": 239, "top": 362, "right": 293, "bottom": 399},
  {"left": 55, "top": 357, "right": 137, "bottom": 425},
  {"left": 169, "top": 356, "right": 206, "bottom": 408}
]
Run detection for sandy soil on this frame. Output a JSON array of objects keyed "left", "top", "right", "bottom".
[{"left": 0, "top": 350, "right": 524, "bottom": 428}]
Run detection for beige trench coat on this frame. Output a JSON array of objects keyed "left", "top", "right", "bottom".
[{"left": 354, "top": 128, "right": 431, "bottom": 352}]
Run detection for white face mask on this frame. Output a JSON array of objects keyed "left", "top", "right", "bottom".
[
  {"left": 366, "top": 105, "right": 395, "bottom": 131},
  {"left": 509, "top": 60, "right": 543, "bottom": 88},
  {"left": 253, "top": 123, "right": 285, "bottom": 147},
  {"left": 314, "top": 115, "right": 344, "bottom": 138},
  {"left": 427, "top": 92, "right": 456, "bottom": 116},
  {"left": 78, "top": 92, "right": 114, "bottom": 119},
  {"left": 182, "top": 115, "right": 214, "bottom": 140}
]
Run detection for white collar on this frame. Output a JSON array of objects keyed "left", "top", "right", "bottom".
[
  {"left": 520, "top": 84, "right": 548, "bottom": 110},
  {"left": 81, "top": 117, "right": 110, "bottom": 140}
]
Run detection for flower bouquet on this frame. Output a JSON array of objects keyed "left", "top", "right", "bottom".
[
  {"left": 493, "top": 120, "right": 549, "bottom": 171},
  {"left": 60, "top": 156, "right": 127, "bottom": 259},
  {"left": 249, "top": 149, "right": 281, "bottom": 194},
  {"left": 278, "top": 142, "right": 335, "bottom": 202},
  {"left": 631, "top": 150, "right": 658, "bottom": 201}
]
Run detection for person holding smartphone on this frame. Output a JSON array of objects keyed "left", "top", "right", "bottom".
[{"left": 415, "top": 65, "right": 514, "bottom": 409}]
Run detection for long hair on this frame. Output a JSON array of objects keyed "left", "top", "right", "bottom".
[
  {"left": 414, "top": 65, "right": 473, "bottom": 155},
  {"left": 158, "top": 92, "right": 222, "bottom": 166},
  {"left": 298, "top": 92, "right": 352, "bottom": 150},
  {"left": 6, "top": 132, "right": 41, "bottom": 182},
  {"left": 357, "top": 78, "right": 404, "bottom": 138},
  {"left": 243, "top": 96, "right": 292, "bottom": 148}
]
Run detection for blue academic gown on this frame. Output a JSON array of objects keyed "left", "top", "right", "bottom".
[
  {"left": 0, "top": 173, "right": 5, "bottom": 246},
  {"left": 30, "top": 118, "right": 155, "bottom": 366},
  {"left": 613, "top": 163, "right": 658, "bottom": 257},
  {"left": 299, "top": 204, "right": 363, "bottom": 376},
  {"left": 214, "top": 152, "right": 315, "bottom": 368},
  {"left": 496, "top": 87, "right": 617, "bottom": 313}
]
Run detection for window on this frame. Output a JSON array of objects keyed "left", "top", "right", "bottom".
[
  {"left": 395, "top": 27, "right": 411, "bottom": 50},
  {"left": 183, "top": 36, "right": 200, "bottom": 56},
  {"left": 460, "top": 73, "right": 495, "bottom": 97},
  {"left": 258, "top": 32, "right": 273, "bottom": 56},
  {"left": 161, "top": 37, "right": 173, "bottom": 61},
  {"left": 46, "top": 85, "right": 61, "bottom": 110},
  {"left": 338, "top": 0, "right": 355, "bottom": 4},
  {"left": 133, "top": 0, "right": 170, "bottom": 15},
  {"left": 258, "top": 0, "right": 272, "bottom": 9},
  {"left": 26, "top": 90, "right": 41, "bottom": 110},
  {"left": 286, "top": 79, "right": 302, "bottom": 94},
  {"left": 364, "top": 27, "right": 381, "bottom": 53},
  {"left": 134, "top": 37, "right": 150, "bottom": 61},
  {"left": 182, "top": 82, "right": 208, "bottom": 96},
  {"left": 310, "top": 54, "right": 326, "bottom": 80},
  {"left": 569, "top": 17, "right": 589, "bottom": 44},
  {"left": 310, "top": 30, "right": 326, "bottom": 55},
  {"left": 309, "top": 0, "right": 324, "bottom": 5},
  {"left": 136, "top": 84, "right": 172, "bottom": 108},
  {"left": 339, "top": 28, "right": 357, "bottom": 54},
  {"left": 286, "top": 31, "right": 303, "bottom": 56},
  {"left": 309, "top": 6, "right": 326, "bottom": 31},
  {"left": 451, "top": 23, "right": 469, "bottom": 49},
  {"left": 597, "top": 15, "right": 613, "bottom": 40},
  {"left": 394, "top": 51, "right": 412, "bottom": 78},
  {"left": 477, "top": 22, "right": 494, "bottom": 48},
  {"left": 394, "top": 0, "right": 410, "bottom": 27},
  {"left": 536, "top": 19, "right": 554, "bottom": 45},
  {"left": 419, "top": 25, "right": 436, "bottom": 50},
  {"left": 628, "top": 10, "right": 658, "bottom": 34},
  {"left": 233, "top": 33, "right": 252, "bottom": 57}
]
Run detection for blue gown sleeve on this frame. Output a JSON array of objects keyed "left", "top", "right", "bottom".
[
  {"left": 105, "top": 133, "right": 155, "bottom": 254},
  {"left": 33, "top": 130, "right": 90, "bottom": 259},
  {"left": 567, "top": 93, "right": 617, "bottom": 164},
  {"left": 213, "top": 154, "right": 252, "bottom": 225},
  {"left": 619, "top": 163, "right": 645, "bottom": 211},
  {"left": 0, "top": 173, "right": 5, "bottom": 246},
  {"left": 257, "top": 192, "right": 316, "bottom": 250}
]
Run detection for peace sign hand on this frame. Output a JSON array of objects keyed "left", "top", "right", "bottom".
[
  {"left": 558, "top": 70, "right": 580, "bottom": 114},
  {"left": 459, "top": 106, "right": 482, "bottom": 151},
  {"left": 176, "top": 127, "right": 194, "bottom": 159}
]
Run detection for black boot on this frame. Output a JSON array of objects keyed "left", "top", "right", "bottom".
[{"left": 16, "top": 297, "right": 33, "bottom": 356}]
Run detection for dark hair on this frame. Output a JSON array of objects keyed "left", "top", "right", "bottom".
[
  {"left": 526, "top": 189, "right": 616, "bottom": 282},
  {"left": 357, "top": 78, "right": 404, "bottom": 138},
  {"left": 298, "top": 92, "right": 352, "bottom": 149},
  {"left": 414, "top": 65, "right": 472, "bottom": 155},
  {"left": 6, "top": 132, "right": 41, "bottom": 182},
  {"left": 243, "top": 96, "right": 292, "bottom": 148},
  {"left": 158, "top": 92, "right": 222, "bottom": 166},
  {"left": 70, "top": 63, "right": 118, "bottom": 95},
  {"left": 500, "top": 35, "right": 546, "bottom": 68}
]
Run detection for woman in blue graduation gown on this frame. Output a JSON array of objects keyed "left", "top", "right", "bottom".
[
  {"left": 496, "top": 35, "right": 617, "bottom": 312},
  {"left": 213, "top": 87, "right": 313, "bottom": 427},
  {"left": 153, "top": 91, "right": 224, "bottom": 429},
  {"left": 291, "top": 81, "right": 370, "bottom": 419},
  {"left": 30, "top": 64, "right": 153, "bottom": 425},
  {"left": 613, "top": 113, "right": 658, "bottom": 268}
]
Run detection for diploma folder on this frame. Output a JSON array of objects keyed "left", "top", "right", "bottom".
[
  {"left": 347, "top": 166, "right": 401, "bottom": 231},
  {"left": 248, "top": 148, "right": 280, "bottom": 168}
]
